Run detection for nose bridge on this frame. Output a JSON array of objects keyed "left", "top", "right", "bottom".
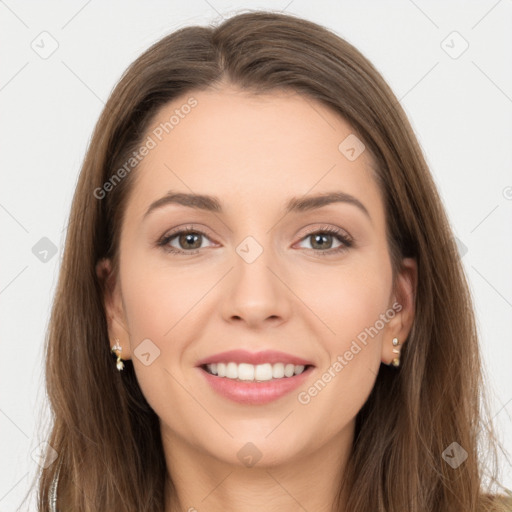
[{"left": 222, "top": 233, "right": 290, "bottom": 325}]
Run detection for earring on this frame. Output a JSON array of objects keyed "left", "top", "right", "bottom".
[
  {"left": 111, "top": 338, "right": 124, "bottom": 371},
  {"left": 391, "top": 337, "right": 400, "bottom": 367}
]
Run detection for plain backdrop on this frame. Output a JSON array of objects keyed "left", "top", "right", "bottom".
[{"left": 1, "top": 0, "right": 511, "bottom": 509}]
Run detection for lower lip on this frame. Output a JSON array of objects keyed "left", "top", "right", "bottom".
[{"left": 198, "top": 366, "right": 314, "bottom": 405}]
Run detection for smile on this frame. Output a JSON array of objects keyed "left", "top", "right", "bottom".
[
  {"left": 203, "top": 362, "right": 309, "bottom": 381},
  {"left": 198, "top": 363, "right": 315, "bottom": 405}
]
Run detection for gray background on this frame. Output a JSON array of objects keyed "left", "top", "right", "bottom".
[{"left": 1, "top": 0, "right": 511, "bottom": 509}]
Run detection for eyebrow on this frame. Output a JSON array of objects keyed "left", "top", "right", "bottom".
[{"left": 143, "top": 190, "right": 371, "bottom": 221}]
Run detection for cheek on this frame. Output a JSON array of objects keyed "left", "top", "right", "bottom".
[
  {"left": 291, "top": 255, "right": 392, "bottom": 417},
  {"left": 120, "top": 252, "right": 204, "bottom": 340},
  {"left": 119, "top": 259, "right": 197, "bottom": 420},
  {"left": 296, "top": 256, "right": 392, "bottom": 348},
  {"left": 305, "top": 256, "right": 392, "bottom": 414},
  {"left": 294, "top": 267, "right": 389, "bottom": 430}
]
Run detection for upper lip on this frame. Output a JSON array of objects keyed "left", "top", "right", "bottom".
[{"left": 196, "top": 349, "right": 314, "bottom": 367}]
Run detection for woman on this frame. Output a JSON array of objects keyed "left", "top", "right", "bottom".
[{"left": 30, "top": 10, "right": 510, "bottom": 512}]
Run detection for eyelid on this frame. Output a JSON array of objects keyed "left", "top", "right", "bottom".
[
  {"left": 297, "top": 223, "right": 352, "bottom": 241},
  {"left": 159, "top": 223, "right": 215, "bottom": 240}
]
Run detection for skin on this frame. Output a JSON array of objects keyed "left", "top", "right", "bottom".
[{"left": 97, "top": 85, "right": 417, "bottom": 512}]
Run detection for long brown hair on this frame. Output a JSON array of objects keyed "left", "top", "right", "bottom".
[{"left": 26, "top": 10, "right": 511, "bottom": 511}]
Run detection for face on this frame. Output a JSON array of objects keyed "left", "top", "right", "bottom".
[{"left": 99, "top": 85, "right": 416, "bottom": 469}]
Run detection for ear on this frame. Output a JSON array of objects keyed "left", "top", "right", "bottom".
[
  {"left": 381, "top": 257, "right": 417, "bottom": 365},
  {"left": 96, "top": 258, "right": 131, "bottom": 360}
]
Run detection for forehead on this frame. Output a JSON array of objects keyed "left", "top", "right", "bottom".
[{"left": 128, "top": 86, "right": 384, "bottom": 222}]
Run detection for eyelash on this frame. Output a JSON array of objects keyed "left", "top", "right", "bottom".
[{"left": 157, "top": 224, "right": 353, "bottom": 256}]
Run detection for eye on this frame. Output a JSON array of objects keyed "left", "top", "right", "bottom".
[
  {"left": 157, "top": 224, "right": 353, "bottom": 256},
  {"left": 295, "top": 225, "right": 353, "bottom": 255},
  {"left": 157, "top": 226, "right": 216, "bottom": 255}
]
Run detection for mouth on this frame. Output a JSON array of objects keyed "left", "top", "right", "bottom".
[
  {"left": 195, "top": 349, "right": 316, "bottom": 405},
  {"left": 195, "top": 349, "right": 315, "bottom": 404},
  {"left": 200, "top": 362, "right": 314, "bottom": 382}
]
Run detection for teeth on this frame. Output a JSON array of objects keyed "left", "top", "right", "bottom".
[{"left": 204, "top": 362, "right": 307, "bottom": 381}]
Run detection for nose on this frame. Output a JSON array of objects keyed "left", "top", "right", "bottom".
[{"left": 221, "top": 244, "right": 292, "bottom": 329}]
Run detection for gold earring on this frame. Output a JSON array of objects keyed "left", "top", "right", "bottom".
[
  {"left": 391, "top": 337, "right": 400, "bottom": 367},
  {"left": 111, "top": 338, "right": 124, "bottom": 371}
]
